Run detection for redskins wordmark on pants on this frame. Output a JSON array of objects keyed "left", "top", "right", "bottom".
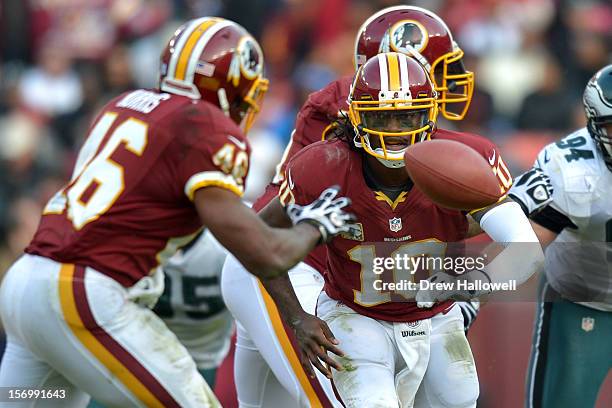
[
  {"left": 0, "top": 254, "right": 218, "bottom": 408},
  {"left": 317, "top": 292, "right": 479, "bottom": 408},
  {"left": 221, "top": 255, "right": 341, "bottom": 408}
]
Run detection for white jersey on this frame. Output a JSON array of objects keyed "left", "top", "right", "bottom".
[
  {"left": 154, "top": 230, "right": 234, "bottom": 369},
  {"left": 509, "top": 128, "right": 612, "bottom": 311}
]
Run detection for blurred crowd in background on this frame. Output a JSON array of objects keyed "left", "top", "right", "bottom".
[{"left": 0, "top": 0, "right": 610, "bottom": 272}]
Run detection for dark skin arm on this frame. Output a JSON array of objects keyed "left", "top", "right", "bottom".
[
  {"left": 257, "top": 196, "right": 293, "bottom": 228},
  {"left": 194, "top": 187, "right": 320, "bottom": 280},
  {"left": 258, "top": 197, "right": 345, "bottom": 378},
  {"left": 260, "top": 275, "right": 344, "bottom": 378}
]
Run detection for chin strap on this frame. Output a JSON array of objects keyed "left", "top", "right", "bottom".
[
  {"left": 217, "top": 88, "right": 230, "bottom": 117},
  {"left": 354, "top": 130, "right": 406, "bottom": 168},
  {"left": 376, "top": 156, "right": 405, "bottom": 168}
]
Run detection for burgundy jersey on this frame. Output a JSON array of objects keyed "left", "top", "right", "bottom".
[
  {"left": 279, "top": 131, "right": 511, "bottom": 322},
  {"left": 252, "top": 76, "right": 352, "bottom": 271},
  {"left": 26, "top": 89, "right": 250, "bottom": 287}
]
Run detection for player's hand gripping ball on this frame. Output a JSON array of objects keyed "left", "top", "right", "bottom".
[{"left": 404, "top": 139, "right": 502, "bottom": 210}]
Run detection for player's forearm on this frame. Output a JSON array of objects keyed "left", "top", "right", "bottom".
[
  {"left": 260, "top": 273, "right": 310, "bottom": 327},
  {"left": 217, "top": 222, "right": 319, "bottom": 280},
  {"left": 477, "top": 201, "right": 545, "bottom": 286},
  {"left": 256, "top": 223, "right": 321, "bottom": 278},
  {"left": 196, "top": 188, "right": 320, "bottom": 280},
  {"left": 258, "top": 198, "right": 293, "bottom": 228}
]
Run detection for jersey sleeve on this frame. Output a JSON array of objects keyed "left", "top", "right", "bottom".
[
  {"left": 277, "top": 142, "right": 344, "bottom": 207},
  {"left": 277, "top": 147, "right": 318, "bottom": 207},
  {"left": 173, "top": 105, "right": 250, "bottom": 200}
]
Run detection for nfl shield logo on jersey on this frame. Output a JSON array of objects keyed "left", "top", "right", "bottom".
[
  {"left": 389, "top": 217, "right": 402, "bottom": 232},
  {"left": 581, "top": 317, "right": 595, "bottom": 332}
]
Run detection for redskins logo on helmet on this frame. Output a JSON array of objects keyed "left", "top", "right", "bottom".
[
  {"left": 354, "top": 6, "right": 474, "bottom": 121},
  {"left": 348, "top": 52, "right": 438, "bottom": 169},
  {"left": 159, "top": 17, "right": 269, "bottom": 133},
  {"left": 383, "top": 20, "right": 429, "bottom": 55}
]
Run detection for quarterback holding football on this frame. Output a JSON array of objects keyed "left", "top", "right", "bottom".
[
  {"left": 261, "top": 52, "right": 544, "bottom": 408},
  {"left": 221, "top": 6, "right": 494, "bottom": 407}
]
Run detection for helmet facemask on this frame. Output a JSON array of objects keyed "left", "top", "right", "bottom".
[
  {"left": 227, "top": 75, "right": 269, "bottom": 134},
  {"left": 349, "top": 90, "right": 438, "bottom": 168},
  {"left": 588, "top": 116, "right": 612, "bottom": 170},
  {"left": 583, "top": 66, "right": 612, "bottom": 172},
  {"left": 430, "top": 45, "right": 474, "bottom": 121}
]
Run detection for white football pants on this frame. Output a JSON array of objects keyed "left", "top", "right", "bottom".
[
  {"left": 0, "top": 254, "right": 218, "bottom": 408},
  {"left": 221, "top": 255, "right": 341, "bottom": 408},
  {"left": 317, "top": 292, "right": 479, "bottom": 408}
]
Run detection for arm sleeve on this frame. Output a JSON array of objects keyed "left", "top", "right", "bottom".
[
  {"left": 476, "top": 201, "right": 544, "bottom": 286},
  {"left": 479, "top": 201, "right": 539, "bottom": 243},
  {"left": 530, "top": 206, "right": 577, "bottom": 234}
]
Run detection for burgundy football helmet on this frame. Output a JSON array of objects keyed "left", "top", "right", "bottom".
[
  {"left": 348, "top": 52, "right": 438, "bottom": 168},
  {"left": 354, "top": 6, "right": 473, "bottom": 121},
  {"left": 159, "top": 17, "right": 269, "bottom": 133}
]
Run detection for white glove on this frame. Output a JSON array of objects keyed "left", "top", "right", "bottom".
[
  {"left": 416, "top": 269, "right": 491, "bottom": 308},
  {"left": 286, "top": 186, "right": 358, "bottom": 243}
]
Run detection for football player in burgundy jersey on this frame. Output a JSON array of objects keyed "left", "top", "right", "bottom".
[
  {"left": 220, "top": 6, "right": 486, "bottom": 408},
  {"left": 259, "top": 53, "right": 544, "bottom": 407},
  {"left": 0, "top": 17, "right": 356, "bottom": 408}
]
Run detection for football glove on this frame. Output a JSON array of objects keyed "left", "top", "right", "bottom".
[
  {"left": 286, "top": 186, "right": 358, "bottom": 243},
  {"left": 416, "top": 269, "right": 492, "bottom": 308},
  {"left": 508, "top": 165, "right": 554, "bottom": 215}
]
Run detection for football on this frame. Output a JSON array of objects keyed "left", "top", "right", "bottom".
[{"left": 404, "top": 139, "right": 502, "bottom": 210}]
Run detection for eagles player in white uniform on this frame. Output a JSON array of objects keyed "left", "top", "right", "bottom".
[{"left": 509, "top": 64, "right": 612, "bottom": 408}]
